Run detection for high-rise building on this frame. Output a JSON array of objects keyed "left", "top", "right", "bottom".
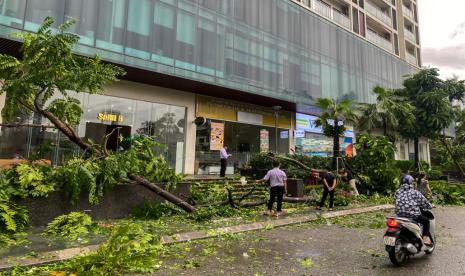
[
  {"left": 0, "top": 0, "right": 427, "bottom": 174},
  {"left": 293, "top": 0, "right": 421, "bottom": 67}
]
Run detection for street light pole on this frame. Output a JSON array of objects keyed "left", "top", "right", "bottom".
[{"left": 272, "top": 105, "right": 282, "bottom": 153}]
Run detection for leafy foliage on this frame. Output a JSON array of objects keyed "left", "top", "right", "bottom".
[
  {"left": 0, "top": 16, "right": 124, "bottom": 124},
  {"left": 349, "top": 134, "right": 400, "bottom": 194},
  {"left": 314, "top": 98, "right": 359, "bottom": 168},
  {"left": 5, "top": 163, "right": 55, "bottom": 198},
  {"left": 248, "top": 153, "right": 329, "bottom": 179},
  {"left": 132, "top": 200, "right": 183, "bottom": 220},
  {"left": 48, "top": 137, "right": 182, "bottom": 205},
  {"left": 44, "top": 212, "right": 98, "bottom": 241},
  {"left": 358, "top": 86, "right": 414, "bottom": 139},
  {"left": 52, "top": 222, "right": 163, "bottom": 274},
  {"left": 430, "top": 181, "right": 465, "bottom": 206}
]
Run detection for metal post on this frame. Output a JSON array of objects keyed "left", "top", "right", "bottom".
[{"left": 272, "top": 106, "right": 282, "bottom": 153}]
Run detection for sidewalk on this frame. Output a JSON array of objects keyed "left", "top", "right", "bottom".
[{"left": 0, "top": 204, "right": 393, "bottom": 271}]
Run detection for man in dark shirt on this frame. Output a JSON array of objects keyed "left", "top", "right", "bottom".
[
  {"left": 316, "top": 166, "right": 337, "bottom": 211},
  {"left": 339, "top": 168, "right": 359, "bottom": 196}
]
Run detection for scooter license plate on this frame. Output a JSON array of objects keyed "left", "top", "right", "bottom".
[{"left": 384, "top": 236, "right": 396, "bottom": 246}]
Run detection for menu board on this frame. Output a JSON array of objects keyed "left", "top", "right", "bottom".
[{"left": 210, "top": 122, "right": 225, "bottom": 150}]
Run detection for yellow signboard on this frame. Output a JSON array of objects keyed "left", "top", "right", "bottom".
[
  {"left": 97, "top": 113, "right": 124, "bottom": 122},
  {"left": 196, "top": 95, "right": 292, "bottom": 129}
]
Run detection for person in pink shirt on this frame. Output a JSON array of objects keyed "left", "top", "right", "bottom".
[{"left": 256, "top": 161, "right": 288, "bottom": 216}]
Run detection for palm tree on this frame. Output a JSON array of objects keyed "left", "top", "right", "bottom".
[
  {"left": 314, "top": 98, "right": 359, "bottom": 170},
  {"left": 358, "top": 86, "right": 414, "bottom": 139}
]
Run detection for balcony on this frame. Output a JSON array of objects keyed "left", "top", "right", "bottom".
[
  {"left": 365, "top": 0, "right": 392, "bottom": 26},
  {"left": 333, "top": 10, "right": 351, "bottom": 29},
  {"left": 312, "top": 0, "right": 351, "bottom": 30},
  {"left": 404, "top": 29, "right": 416, "bottom": 44},
  {"left": 314, "top": 0, "right": 332, "bottom": 19},
  {"left": 366, "top": 29, "right": 393, "bottom": 52},
  {"left": 403, "top": 6, "right": 414, "bottom": 21},
  {"left": 406, "top": 52, "right": 417, "bottom": 66}
]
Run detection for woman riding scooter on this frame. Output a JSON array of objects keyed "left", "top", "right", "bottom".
[{"left": 395, "top": 172, "right": 433, "bottom": 245}]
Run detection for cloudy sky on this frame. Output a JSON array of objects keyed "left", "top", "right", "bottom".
[{"left": 419, "top": 0, "right": 465, "bottom": 79}]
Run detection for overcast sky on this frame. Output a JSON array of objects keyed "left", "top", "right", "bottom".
[{"left": 419, "top": 0, "right": 465, "bottom": 79}]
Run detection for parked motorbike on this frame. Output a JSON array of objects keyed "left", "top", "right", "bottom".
[{"left": 383, "top": 210, "right": 436, "bottom": 265}]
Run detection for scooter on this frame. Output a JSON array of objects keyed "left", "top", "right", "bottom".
[{"left": 383, "top": 210, "right": 436, "bottom": 265}]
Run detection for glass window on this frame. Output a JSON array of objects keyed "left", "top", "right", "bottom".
[
  {"left": 176, "top": 11, "right": 195, "bottom": 45},
  {"left": 0, "top": 0, "right": 26, "bottom": 28},
  {"left": 152, "top": 1, "right": 176, "bottom": 65},
  {"left": 25, "top": 0, "right": 65, "bottom": 31},
  {"left": 96, "top": 0, "right": 126, "bottom": 53},
  {"left": 64, "top": 0, "right": 98, "bottom": 46}
]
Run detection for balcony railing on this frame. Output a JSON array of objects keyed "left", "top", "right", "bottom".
[
  {"left": 311, "top": 0, "right": 351, "bottom": 30},
  {"left": 403, "top": 6, "right": 414, "bottom": 20},
  {"left": 314, "top": 0, "right": 332, "bottom": 19},
  {"left": 404, "top": 29, "right": 416, "bottom": 44},
  {"left": 333, "top": 10, "right": 351, "bottom": 29},
  {"left": 366, "top": 29, "right": 393, "bottom": 52},
  {"left": 406, "top": 52, "right": 417, "bottom": 66},
  {"left": 365, "top": 0, "right": 392, "bottom": 26}
]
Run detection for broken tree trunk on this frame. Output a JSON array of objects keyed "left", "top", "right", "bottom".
[{"left": 128, "top": 174, "right": 196, "bottom": 213}]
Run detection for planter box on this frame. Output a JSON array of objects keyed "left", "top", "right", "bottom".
[
  {"left": 17, "top": 182, "right": 190, "bottom": 226},
  {"left": 287, "top": 179, "right": 304, "bottom": 198}
]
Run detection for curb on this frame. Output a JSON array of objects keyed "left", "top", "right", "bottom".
[{"left": 0, "top": 204, "right": 394, "bottom": 271}]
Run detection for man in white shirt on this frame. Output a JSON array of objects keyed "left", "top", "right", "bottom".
[
  {"left": 219, "top": 145, "right": 231, "bottom": 177},
  {"left": 256, "top": 161, "right": 288, "bottom": 216}
]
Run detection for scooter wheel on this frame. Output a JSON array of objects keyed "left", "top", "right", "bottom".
[{"left": 388, "top": 239, "right": 407, "bottom": 266}]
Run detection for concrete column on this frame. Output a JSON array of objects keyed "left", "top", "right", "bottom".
[{"left": 0, "top": 91, "right": 5, "bottom": 134}]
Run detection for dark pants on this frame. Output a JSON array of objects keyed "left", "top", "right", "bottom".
[
  {"left": 268, "top": 186, "right": 285, "bottom": 211},
  {"left": 414, "top": 215, "right": 430, "bottom": 236},
  {"left": 220, "top": 159, "right": 227, "bottom": 177},
  {"left": 319, "top": 188, "right": 335, "bottom": 208}
]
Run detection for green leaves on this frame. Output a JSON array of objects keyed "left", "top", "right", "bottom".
[
  {"left": 48, "top": 98, "right": 83, "bottom": 126},
  {"left": 7, "top": 163, "right": 55, "bottom": 198},
  {"left": 44, "top": 212, "right": 98, "bottom": 241}
]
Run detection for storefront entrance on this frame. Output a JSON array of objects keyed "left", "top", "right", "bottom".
[
  {"left": 85, "top": 123, "right": 131, "bottom": 152},
  {"left": 194, "top": 96, "right": 292, "bottom": 175}
]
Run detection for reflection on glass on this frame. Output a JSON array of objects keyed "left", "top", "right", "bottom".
[{"left": 0, "top": 0, "right": 26, "bottom": 28}]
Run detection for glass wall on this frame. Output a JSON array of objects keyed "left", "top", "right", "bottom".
[
  {"left": 0, "top": 93, "right": 187, "bottom": 172},
  {"left": 0, "top": 0, "right": 416, "bottom": 106},
  {"left": 195, "top": 120, "right": 289, "bottom": 175}
]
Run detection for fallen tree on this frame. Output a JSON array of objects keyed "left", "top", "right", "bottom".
[{"left": 0, "top": 17, "right": 195, "bottom": 212}]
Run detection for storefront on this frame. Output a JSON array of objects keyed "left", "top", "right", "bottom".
[
  {"left": 195, "top": 96, "right": 293, "bottom": 175},
  {"left": 294, "top": 113, "right": 354, "bottom": 157},
  {"left": 0, "top": 81, "right": 194, "bottom": 174}
]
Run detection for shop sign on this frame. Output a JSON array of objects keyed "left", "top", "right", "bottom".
[
  {"left": 294, "top": 130, "right": 305, "bottom": 138},
  {"left": 97, "top": 113, "right": 124, "bottom": 122},
  {"left": 197, "top": 95, "right": 292, "bottom": 129},
  {"left": 237, "top": 111, "right": 263, "bottom": 125},
  {"left": 260, "top": 129, "right": 269, "bottom": 153},
  {"left": 210, "top": 122, "right": 225, "bottom": 151},
  {"left": 280, "top": 130, "right": 289, "bottom": 139},
  {"left": 296, "top": 113, "right": 323, "bottom": 134},
  {"left": 296, "top": 113, "right": 355, "bottom": 137}
]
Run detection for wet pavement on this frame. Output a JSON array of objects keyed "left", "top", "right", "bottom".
[{"left": 156, "top": 206, "right": 465, "bottom": 275}]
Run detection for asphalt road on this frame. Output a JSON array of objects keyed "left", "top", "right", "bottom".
[{"left": 157, "top": 206, "right": 465, "bottom": 276}]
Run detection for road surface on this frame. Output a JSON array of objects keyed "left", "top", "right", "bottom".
[{"left": 157, "top": 206, "right": 465, "bottom": 275}]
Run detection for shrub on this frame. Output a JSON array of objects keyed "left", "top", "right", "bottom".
[
  {"left": 427, "top": 169, "right": 443, "bottom": 181},
  {"left": 132, "top": 200, "right": 183, "bottom": 220},
  {"left": 349, "top": 134, "right": 400, "bottom": 194},
  {"left": 55, "top": 222, "right": 163, "bottom": 274},
  {"left": 430, "top": 181, "right": 465, "bottom": 205},
  {"left": 44, "top": 212, "right": 98, "bottom": 240}
]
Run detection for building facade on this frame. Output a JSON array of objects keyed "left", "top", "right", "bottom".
[{"left": 0, "top": 0, "right": 427, "bottom": 174}]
